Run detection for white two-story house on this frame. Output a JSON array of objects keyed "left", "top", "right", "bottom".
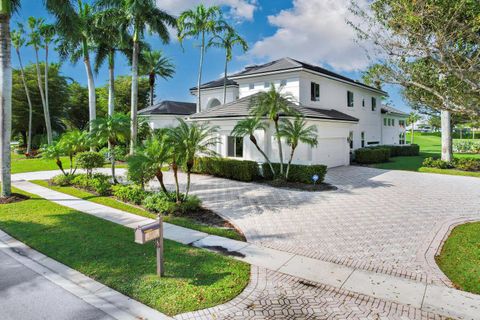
[{"left": 141, "top": 57, "right": 407, "bottom": 168}]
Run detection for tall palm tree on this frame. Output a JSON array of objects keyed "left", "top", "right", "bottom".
[
  {"left": 178, "top": 5, "right": 224, "bottom": 112},
  {"left": 39, "top": 22, "right": 55, "bottom": 140},
  {"left": 56, "top": 0, "right": 97, "bottom": 137},
  {"left": 0, "top": 0, "right": 21, "bottom": 197},
  {"left": 231, "top": 117, "right": 275, "bottom": 176},
  {"left": 96, "top": 0, "right": 176, "bottom": 155},
  {"left": 11, "top": 25, "right": 34, "bottom": 155},
  {"left": 27, "top": 17, "right": 53, "bottom": 145},
  {"left": 407, "top": 112, "right": 422, "bottom": 144},
  {"left": 139, "top": 49, "right": 174, "bottom": 107},
  {"left": 249, "top": 84, "right": 297, "bottom": 175},
  {"left": 278, "top": 117, "right": 318, "bottom": 180},
  {"left": 169, "top": 119, "right": 219, "bottom": 201},
  {"left": 209, "top": 24, "right": 248, "bottom": 104},
  {"left": 89, "top": 113, "right": 130, "bottom": 183}
]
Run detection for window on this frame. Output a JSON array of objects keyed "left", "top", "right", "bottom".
[
  {"left": 362, "top": 97, "right": 365, "bottom": 107},
  {"left": 384, "top": 118, "right": 387, "bottom": 126},
  {"left": 249, "top": 83, "right": 254, "bottom": 90},
  {"left": 399, "top": 133, "right": 406, "bottom": 145},
  {"left": 399, "top": 120, "right": 405, "bottom": 128},
  {"left": 227, "top": 136, "right": 243, "bottom": 158},
  {"left": 347, "top": 91, "right": 354, "bottom": 107},
  {"left": 280, "top": 79, "right": 287, "bottom": 86},
  {"left": 361, "top": 132, "right": 365, "bottom": 147},
  {"left": 391, "top": 119, "right": 395, "bottom": 126},
  {"left": 264, "top": 81, "right": 270, "bottom": 88},
  {"left": 348, "top": 131, "right": 354, "bottom": 149},
  {"left": 371, "top": 97, "right": 377, "bottom": 111},
  {"left": 311, "top": 82, "right": 320, "bottom": 101}
]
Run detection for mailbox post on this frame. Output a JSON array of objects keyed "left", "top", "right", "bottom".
[{"left": 135, "top": 214, "right": 164, "bottom": 277}]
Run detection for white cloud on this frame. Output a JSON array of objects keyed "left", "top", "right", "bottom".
[
  {"left": 247, "top": 0, "right": 372, "bottom": 72},
  {"left": 158, "top": 0, "right": 257, "bottom": 21}
]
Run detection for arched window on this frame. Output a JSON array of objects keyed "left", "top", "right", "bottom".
[{"left": 207, "top": 98, "right": 221, "bottom": 109}]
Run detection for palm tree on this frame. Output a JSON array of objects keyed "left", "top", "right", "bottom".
[
  {"left": 39, "top": 22, "right": 55, "bottom": 140},
  {"left": 278, "top": 117, "right": 318, "bottom": 180},
  {"left": 90, "top": 113, "right": 130, "bottom": 183},
  {"left": 55, "top": 0, "right": 97, "bottom": 138},
  {"left": 249, "top": 84, "right": 297, "bottom": 175},
  {"left": 139, "top": 49, "right": 175, "bottom": 107},
  {"left": 231, "top": 117, "right": 275, "bottom": 176},
  {"left": 96, "top": 0, "right": 176, "bottom": 156},
  {"left": 89, "top": 113, "right": 130, "bottom": 183},
  {"left": 178, "top": 5, "right": 224, "bottom": 112},
  {"left": 0, "top": 0, "right": 21, "bottom": 197},
  {"left": 169, "top": 119, "right": 219, "bottom": 201},
  {"left": 407, "top": 112, "right": 421, "bottom": 144},
  {"left": 27, "top": 17, "right": 53, "bottom": 145},
  {"left": 42, "top": 141, "right": 67, "bottom": 176},
  {"left": 11, "top": 25, "right": 34, "bottom": 155},
  {"left": 58, "top": 130, "right": 90, "bottom": 175},
  {"left": 209, "top": 25, "right": 248, "bottom": 104}
]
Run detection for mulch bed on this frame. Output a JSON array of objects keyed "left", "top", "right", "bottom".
[
  {"left": 259, "top": 179, "right": 337, "bottom": 192},
  {"left": 0, "top": 193, "right": 30, "bottom": 204}
]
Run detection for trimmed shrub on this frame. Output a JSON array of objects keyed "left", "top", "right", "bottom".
[
  {"left": 422, "top": 157, "right": 454, "bottom": 169},
  {"left": 262, "top": 163, "right": 327, "bottom": 184},
  {"left": 380, "top": 144, "right": 420, "bottom": 157},
  {"left": 71, "top": 173, "right": 111, "bottom": 195},
  {"left": 76, "top": 152, "right": 105, "bottom": 176},
  {"left": 51, "top": 174, "right": 76, "bottom": 186},
  {"left": 453, "top": 140, "right": 480, "bottom": 154},
  {"left": 191, "top": 157, "right": 260, "bottom": 182},
  {"left": 355, "top": 147, "right": 391, "bottom": 164},
  {"left": 112, "top": 184, "right": 148, "bottom": 205},
  {"left": 453, "top": 158, "right": 480, "bottom": 171},
  {"left": 142, "top": 192, "right": 201, "bottom": 215}
]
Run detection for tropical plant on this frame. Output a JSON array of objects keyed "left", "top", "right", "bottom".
[
  {"left": 27, "top": 17, "right": 53, "bottom": 145},
  {"left": 96, "top": 0, "right": 177, "bottom": 155},
  {"left": 169, "top": 119, "right": 219, "bottom": 201},
  {"left": 278, "top": 117, "right": 318, "bottom": 180},
  {"left": 42, "top": 141, "right": 67, "bottom": 176},
  {"left": 76, "top": 152, "right": 105, "bottom": 177},
  {"left": 89, "top": 113, "right": 130, "bottom": 183},
  {"left": 39, "top": 22, "right": 56, "bottom": 142},
  {"left": 249, "top": 84, "right": 297, "bottom": 175},
  {"left": 178, "top": 4, "right": 224, "bottom": 112},
  {"left": 407, "top": 112, "right": 422, "bottom": 144},
  {"left": 208, "top": 24, "right": 248, "bottom": 104},
  {"left": 231, "top": 117, "right": 275, "bottom": 176},
  {"left": 11, "top": 25, "right": 33, "bottom": 155},
  {"left": 139, "top": 49, "right": 174, "bottom": 107},
  {"left": 58, "top": 130, "right": 90, "bottom": 175}
]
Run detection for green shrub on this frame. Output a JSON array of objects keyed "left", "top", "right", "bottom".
[
  {"left": 378, "top": 144, "right": 420, "bottom": 157},
  {"left": 453, "top": 158, "right": 480, "bottom": 171},
  {"left": 422, "top": 157, "right": 454, "bottom": 169},
  {"left": 51, "top": 174, "right": 76, "bottom": 186},
  {"left": 112, "top": 184, "right": 149, "bottom": 205},
  {"left": 262, "top": 163, "right": 327, "bottom": 184},
  {"left": 76, "top": 152, "right": 105, "bottom": 176},
  {"left": 99, "top": 145, "right": 128, "bottom": 162},
  {"left": 191, "top": 157, "right": 260, "bottom": 182},
  {"left": 72, "top": 173, "right": 111, "bottom": 195},
  {"left": 453, "top": 141, "right": 480, "bottom": 154},
  {"left": 355, "top": 147, "right": 391, "bottom": 164},
  {"left": 142, "top": 193, "right": 201, "bottom": 215}
]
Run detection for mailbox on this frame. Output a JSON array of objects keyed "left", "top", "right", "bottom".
[{"left": 135, "top": 221, "right": 161, "bottom": 244}]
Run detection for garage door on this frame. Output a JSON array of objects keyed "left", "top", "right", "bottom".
[{"left": 313, "top": 138, "right": 348, "bottom": 168}]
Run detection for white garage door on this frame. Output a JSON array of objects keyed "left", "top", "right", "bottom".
[{"left": 313, "top": 138, "right": 348, "bottom": 168}]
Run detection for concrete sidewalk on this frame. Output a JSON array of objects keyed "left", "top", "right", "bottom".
[{"left": 12, "top": 176, "right": 480, "bottom": 320}]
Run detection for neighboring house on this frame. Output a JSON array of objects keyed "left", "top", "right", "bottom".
[
  {"left": 381, "top": 105, "right": 408, "bottom": 145},
  {"left": 138, "top": 100, "right": 196, "bottom": 129},
  {"left": 141, "top": 57, "right": 408, "bottom": 168}
]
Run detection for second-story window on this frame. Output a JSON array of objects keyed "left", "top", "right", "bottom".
[
  {"left": 249, "top": 83, "right": 254, "bottom": 90},
  {"left": 347, "top": 91, "right": 354, "bottom": 107},
  {"left": 280, "top": 79, "right": 287, "bottom": 86},
  {"left": 311, "top": 82, "right": 320, "bottom": 101},
  {"left": 264, "top": 81, "right": 270, "bottom": 88},
  {"left": 371, "top": 97, "right": 377, "bottom": 111}
]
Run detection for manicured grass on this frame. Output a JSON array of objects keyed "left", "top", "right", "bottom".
[
  {"left": 0, "top": 188, "right": 250, "bottom": 315},
  {"left": 32, "top": 180, "right": 244, "bottom": 241},
  {"left": 436, "top": 222, "right": 480, "bottom": 294},
  {"left": 372, "top": 133, "right": 480, "bottom": 177}
]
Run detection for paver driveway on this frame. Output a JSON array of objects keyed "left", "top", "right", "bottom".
[{"left": 159, "top": 166, "right": 480, "bottom": 284}]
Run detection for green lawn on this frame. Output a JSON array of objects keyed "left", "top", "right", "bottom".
[
  {"left": 0, "top": 188, "right": 249, "bottom": 316},
  {"left": 436, "top": 222, "right": 480, "bottom": 294},
  {"left": 32, "top": 180, "right": 244, "bottom": 241},
  {"left": 372, "top": 133, "right": 480, "bottom": 177}
]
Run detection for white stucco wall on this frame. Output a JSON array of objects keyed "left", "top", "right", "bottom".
[
  {"left": 236, "top": 72, "right": 301, "bottom": 102},
  {"left": 192, "top": 86, "right": 239, "bottom": 112},
  {"left": 381, "top": 114, "right": 408, "bottom": 145},
  {"left": 142, "top": 115, "right": 184, "bottom": 130}
]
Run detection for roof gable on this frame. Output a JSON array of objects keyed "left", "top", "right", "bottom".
[{"left": 138, "top": 100, "right": 196, "bottom": 116}]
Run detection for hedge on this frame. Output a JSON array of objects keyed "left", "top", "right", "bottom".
[
  {"left": 371, "top": 144, "right": 419, "bottom": 157},
  {"left": 355, "top": 147, "right": 390, "bottom": 164},
  {"left": 191, "top": 157, "right": 260, "bottom": 182},
  {"left": 262, "top": 163, "right": 327, "bottom": 184},
  {"left": 423, "top": 157, "right": 480, "bottom": 171}
]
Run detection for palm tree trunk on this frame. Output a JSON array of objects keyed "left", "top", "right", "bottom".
[
  {"left": 274, "top": 119, "right": 284, "bottom": 175},
  {"left": 223, "top": 51, "right": 228, "bottom": 104},
  {"left": 83, "top": 53, "right": 96, "bottom": 139},
  {"left": 196, "top": 31, "right": 205, "bottom": 113},
  {"left": 172, "top": 162, "right": 180, "bottom": 204},
  {"left": 16, "top": 48, "right": 33, "bottom": 155},
  {"left": 155, "top": 169, "right": 168, "bottom": 195},
  {"left": 286, "top": 146, "right": 296, "bottom": 180},
  {"left": 250, "top": 135, "right": 275, "bottom": 176},
  {"left": 149, "top": 72, "right": 155, "bottom": 107},
  {"left": 44, "top": 44, "right": 52, "bottom": 144},
  {"left": 130, "top": 37, "right": 139, "bottom": 155},
  {"left": 34, "top": 48, "right": 51, "bottom": 145},
  {"left": 56, "top": 158, "right": 66, "bottom": 176},
  {"left": 441, "top": 109, "right": 453, "bottom": 162},
  {"left": 109, "top": 140, "right": 117, "bottom": 184},
  {"left": 0, "top": 10, "right": 12, "bottom": 197},
  {"left": 108, "top": 51, "right": 115, "bottom": 116},
  {"left": 411, "top": 126, "right": 414, "bottom": 144}
]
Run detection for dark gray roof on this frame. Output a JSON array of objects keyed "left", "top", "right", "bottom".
[
  {"left": 190, "top": 77, "right": 238, "bottom": 91},
  {"left": 138, "top": 100, "right": 196, "bottom": 116},
  {"left": 189, "top": 94, "right": 358, "bottom": 122},
  {"left": 381, "top": 105, "right": 408, "bottom": 116},
  {"left": 230, "top": 57, "right": 387, "bottom": 95}
]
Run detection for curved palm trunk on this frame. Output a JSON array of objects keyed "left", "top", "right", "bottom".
[
  {"left": 109, "top": 140, "right": 117, "bottom": 184},
  {"left": 130, "top": 38, "right": 139, "bottom": 155},
  {"left": 441, "top": 109, "right": 453, "bottom": 162},
  {"left": 83, "top": 53, "right": 96, "bottom": 141},
  {"left": 274, "top": 118, "right": 284, "bottom": 175},
  {"left": 196, "top": 31, "right": 205, "bottom": 113},
  {"left": 250, "top": 135, "right": 275, "bottom": 176},
  {"left": 44, "top": 44, "right": 52, "bottom": 144},
  {"left": 172, "top": 161, "right": 180, "bottom": 204},
  {"left": 108, "top": 51, "right": 115, "bottom": 116},
  {"left": 286, "top": 145, "right": 296, "bottom": 180},
  {"left": 56, "top": 158, "right": 66, "bottom": 176},
  {"left": 155, "top": 168, "right": 168, "bottom": 195},
  {"left": 0, "top": 11, "right": 12, "bottom": 197},
  {"left": 16, "top": 48, "right": 33, "bottom": 155},
  {"left": 223, "top": 51, "right": 228, "bottom": 104},
  {"left": 184, "top": 161, "right": 193, "bottom": 201},
  {"left": 149, "top": 72, "right": 155, "bottom": 107},
  {"left": 34, "top": 48, "right": 51, "bottom": 145}
]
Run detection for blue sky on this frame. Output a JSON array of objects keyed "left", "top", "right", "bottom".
[{"left": 12, "top": 0, "right": 408, "bottom": 112}]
